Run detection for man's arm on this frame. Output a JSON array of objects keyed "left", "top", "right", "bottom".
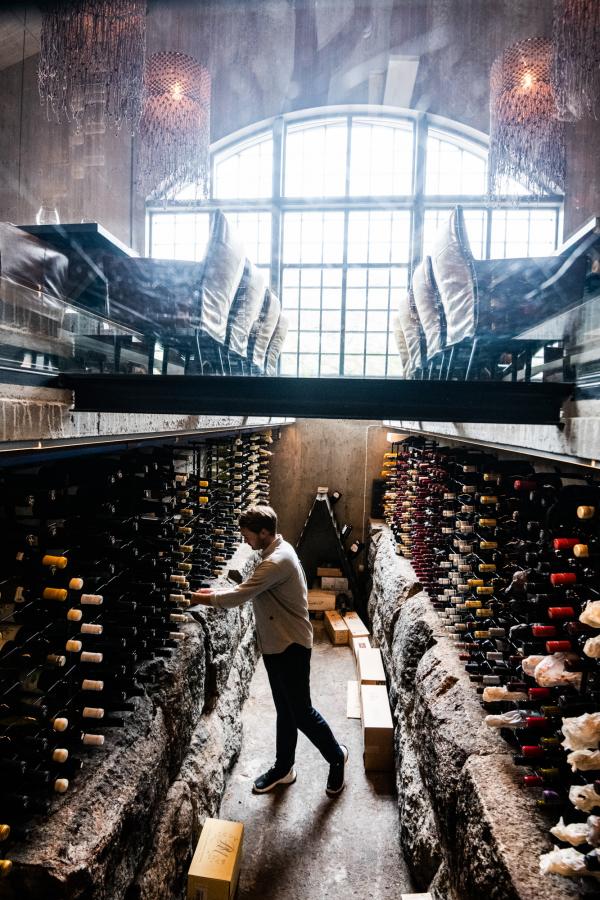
[{"left": 190, "top": 559, "right": 284, "bottom": 609}]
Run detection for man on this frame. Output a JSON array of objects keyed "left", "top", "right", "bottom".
[{"left": 191, "top": 504, "right": 348, "bottom": 796}]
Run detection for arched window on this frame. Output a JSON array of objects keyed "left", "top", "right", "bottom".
[{"left": 147, "top": 106, "right": 562, "bottom": 378}]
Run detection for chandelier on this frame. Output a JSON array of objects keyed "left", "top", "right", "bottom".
[
  {"left": 38, "top": 0, "right": 147, "bottom": 132},
  {"left": 136, "top": 51, "right": 211, "bottom": 200},
  {"left": 552, "top": 0, "right": 600, "bottom": 120},
  {"left": 488, "top": 37, "right": 565, "bottom": 197}
]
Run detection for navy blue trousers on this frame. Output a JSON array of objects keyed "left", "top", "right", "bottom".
[{"left": 262, "top": 642, "right": 342, "bottom": 771}]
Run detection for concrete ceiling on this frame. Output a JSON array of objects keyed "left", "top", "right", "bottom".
[{"left": 0, "top": 5, "right": 42, "bottom": 71}]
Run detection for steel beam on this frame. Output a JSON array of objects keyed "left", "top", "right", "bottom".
[{"left": 59, "top": 374, "right": 573, "bottom": 425}]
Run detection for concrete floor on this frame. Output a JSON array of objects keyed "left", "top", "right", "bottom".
[{"left": 219, "top": 623, "right": 413, "bottom": 899}]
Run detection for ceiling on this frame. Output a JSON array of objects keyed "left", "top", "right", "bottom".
[{"left": 0, "top": 5, "right": 41, "bottom": 71}]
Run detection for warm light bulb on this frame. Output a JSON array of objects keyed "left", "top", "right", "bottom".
[
  {"left": 171, "top": 81, "right": 183, "bottom": 100},
  {"left": 521, "top": 71, "right": 534, "bottom": 90}
]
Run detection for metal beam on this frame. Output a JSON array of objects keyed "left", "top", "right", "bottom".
[{"left": 59, "top": 374, "right": 573, "bottom": 425}]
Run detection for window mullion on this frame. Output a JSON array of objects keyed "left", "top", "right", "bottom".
[{"left": 271, "top": 116, "right": 284, "bottom": 296}]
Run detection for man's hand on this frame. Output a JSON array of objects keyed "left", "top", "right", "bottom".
[{"left": 189, "top": 588, "right": 216, "bottom": 607}]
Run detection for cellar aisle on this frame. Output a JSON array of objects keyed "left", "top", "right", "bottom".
[{"left": 219, "top": 623, "right": 412, "bottom": 899}]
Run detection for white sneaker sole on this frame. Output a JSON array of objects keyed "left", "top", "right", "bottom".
[
  {"left": 252, "top": 767, "right": 297, "bottom": 794},
  {"left": 326, "top": 745, "right": 349, "bottom": 796}
]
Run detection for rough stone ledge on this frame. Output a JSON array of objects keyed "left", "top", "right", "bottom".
[
  {"left": 368, "top": 526, "right": 580, "bottom": 900},
  {"left": 0, "top": 546, "right": 258, "bottom": 900}
]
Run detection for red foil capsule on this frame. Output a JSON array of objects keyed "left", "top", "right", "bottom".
[
  {"left": 531, "top": 625, "right": 557, "bottom": 638},
  {"left": 545, "top": 640, "right": 572, "bottom": 653},
  {"left": 528, "top": 688, "right": 552, "bottom": 700},
  {"left": 550, "top": 572, "right": 577, "bottom": 586},
  {"left": 553, "top": 538, "right": 579, "bottom": 550},
  {"left": 521, "top": 745, "right": 544, "bottom": 758},
  {"left": 548, "top": 607, "right": 575, "bottom": 619},
  {"left": 514, "top": 479, "right": 536, "bottom": 491},
  {"left": 523, "top": 775, "right": 544, "bottom": 787},
  {"left": 526, "top": 717, "right": 550, "bottom": 728}
]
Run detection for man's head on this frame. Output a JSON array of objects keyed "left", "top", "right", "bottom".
[{"left": 239, "top": 505, "right": 278, "bottom": 551}]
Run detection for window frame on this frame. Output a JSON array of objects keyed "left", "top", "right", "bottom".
[{"left": 146, "top": 104, "right": 563, "bottom": 376}]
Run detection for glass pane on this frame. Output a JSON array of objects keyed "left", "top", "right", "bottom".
[
  {"left": 366, "top": 332, "right": 389, "bottom": 354},
  {"left": 350, "top": 118, "right": 414, "bottom": 196},
  {"left": 224, "top": 212, "right": 272, "bottom": 266},
  {"left": 150, "top": 212, "right": 210, "bottom": 261},
  {"left": 345, "top": 333, "right": 365, "bottom": 354},
  {"left": 280, "top": 354, "right": 298, "bottom": 376},
  {"left": 321, "top": 310, "right": 341, "bottom": 330},
  {"left": 298, "top": 355, "right": 320, "bottom": 376},
  {"left": 285, "top": 119, "right": 347, "bottom": 197},
  {"left": 365, "top": 356, "right": 386, "bottom": 376},
  {"left": 283, "top": 212, "right": 345, "bottom": 264},
  {"left": 320, "top": 333, "right": 339, "bottom": 354},
  {"left": 213, "top": 132, "right": 273, "bottom": 199},
  {"left": 346, "top": 310, "right": 366, "bottom": 331},
  {"left": 490, "top": 209, "right": 558, "bottom": 259},
  {"left": 347, "top": 211, "right": 410, "bottom": 264},
  {"left": 425, "top": 128, "right": 486, "bottom": 195},
  {"left": 299, "top": 332, "right": 320, "bottom": 353},
  {"left": 285, "top": 331, "right": 299, "bottom": 353},
  {"left": 299, "top": 310, "right": 320, "bottom": 330},
  {"left": 320, "top": 354, "right": 340, "bottom": 375},
  {"left": 387, "top": 354, "right": 403, "bottom": 377},
  {"left": 344, "top": 355, "right": 364, "bottom": 376}
]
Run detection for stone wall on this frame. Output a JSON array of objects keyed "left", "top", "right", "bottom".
[
  {"left": 1, "top": 546, "right": 259, "bottom": 900},
  {"left": 367, "top": 524, "right": 580, "bottom": 900}
]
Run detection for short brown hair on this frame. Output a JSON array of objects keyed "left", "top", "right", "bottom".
[{"left": 239, "top": 505, "right": 277, "bottom": 535}]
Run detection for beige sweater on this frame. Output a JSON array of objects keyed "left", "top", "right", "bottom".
[{"left": 212, "top": 535, "right": 313, "bottom": 655}]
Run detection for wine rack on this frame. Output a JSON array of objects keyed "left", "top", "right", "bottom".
[
  {"left": 382, "top": 438, "right": 600, "bottom": 887},
  {"left": 0, "top": 430, "right": 273, "bottom": 884}
]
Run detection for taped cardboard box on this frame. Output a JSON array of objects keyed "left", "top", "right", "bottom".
[
  {"left": 316, "top": 566, "right": 343, "bottom": 577},
  {"left": 351, "top": 634, "right": 371, "bottom": 663},
  {"left": 343, "top": 611, "right": 370, "bottom": 641},
  {"left": 320, "top": 576, "right": 349, "bottom": 592},
  {"left": 187, "top": 817, "right": 244, "bottom": 900},
  {"left": 324, "top": 610, "right": 349, "bottom": 645},
  {"left": 357, "top": 647, "right": 386, "bottom": 685},
  {"left": 307, "top": 588, "right": 337, "bottom": 611},
  {"left": 360, "top": 683, "right": 394, "bottom": 772}
]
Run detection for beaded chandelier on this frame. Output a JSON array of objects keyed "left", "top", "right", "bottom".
[
  {"left": 552, "top": 0, "right": 600, "bottom": 120},
  {"left": 488, "top": 37, "right": 565, "bottom": 197},
  {"left": 38, "top": 0, "right": 147, "bottom": 132},
  {"left": 136, "top": 51, "right": 211, "bottom": 201}
]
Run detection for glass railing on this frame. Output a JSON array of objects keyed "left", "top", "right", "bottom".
[{"left": 1, "top": 268, "right": 599, "bottom": 386}]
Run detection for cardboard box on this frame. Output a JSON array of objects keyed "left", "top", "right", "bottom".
[
  {"left": 187, "top": 818, "right": 243, "bottom": 900},
  {"left": 324, "top": 610, "right": 349, "bottom": 645},
  {"left": 307, "top": 589, "right": 337, "bottom": 611},
  {"left": 360, "top": 683, "right": 394, "bottom": 772},
  {"left": 357, "top": 647, "right": 386, "bottom": 685},
  {"left": 321, "top": 576, "right": 349, "bottom": 592},
  {"left": 351, "top": 634, "right": 371, "bottom": 663},
  {"left": 343, "top": 611, "right": 370, "bottom": 640},
  {"left": 317, "top": 566, "right": 343, "bottom": 578}
]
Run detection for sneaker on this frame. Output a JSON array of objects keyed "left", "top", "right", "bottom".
[
  {"left": 326, "top": 744, "right": 348, "bottom": 797},
  {"left": 252, "top": 765, "right": 297, "bottom": 794}
]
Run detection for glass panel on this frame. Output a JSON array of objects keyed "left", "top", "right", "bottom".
[
  {"left": 284, "top": 119, "right": 348, "bottom": 197},
  {"left": 349, "top": 118, "right": 414, "bottom": 196},
  {"left": 343, "top": 355, "right": 365, "bottom": 376},
  {"left": 490, "top": 209, "right": 558, "bottom": 259},
  {"left": 280, "top": 354, "right": 298, "bottom": 376},
  {"left": 387, "top": 354, "right": 403, "bottom": 377},
  {"left": 320, "top": 333, "right": 339, "bottom": 353},
  {"left": 320, "top": 354, "right": 340, "bottom": 375},
  {"left": 321, "top": 309, "right": 341, "bottom": 330},
  {"left": 366, "top": 332, "right": 389, "bottom": 354},
  {"left": 150, "top": 212, "right": 210, "bottom": 261},
  {"left": 346, "top": 310, "right": 366, "bottom": 331},
  {"left": 283, "top": 212, "right": 345, "bottom": 264},
  {"left": 425, "top": 128, "right": 486, "bottom": 195},
  {"left": 299, "top": 310, "right": 320, "bottom": 330},
  {"left": 298, "top": 354, "right": 320, "bottom": 376},
  {"left": 365, "top": 356, "right": 386, "bottom": 376},
  {"left": 213, "top": 132, "right": 273, "bottom": 199},
  {"left": 224, "top": 212, "right": 272, "bottom": 266},
  {"left": 345, "top": 332, "right": 365, "bottom": 354},
  {"left": 347, "top": 211, "right": 410, "bottom": 264}
]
